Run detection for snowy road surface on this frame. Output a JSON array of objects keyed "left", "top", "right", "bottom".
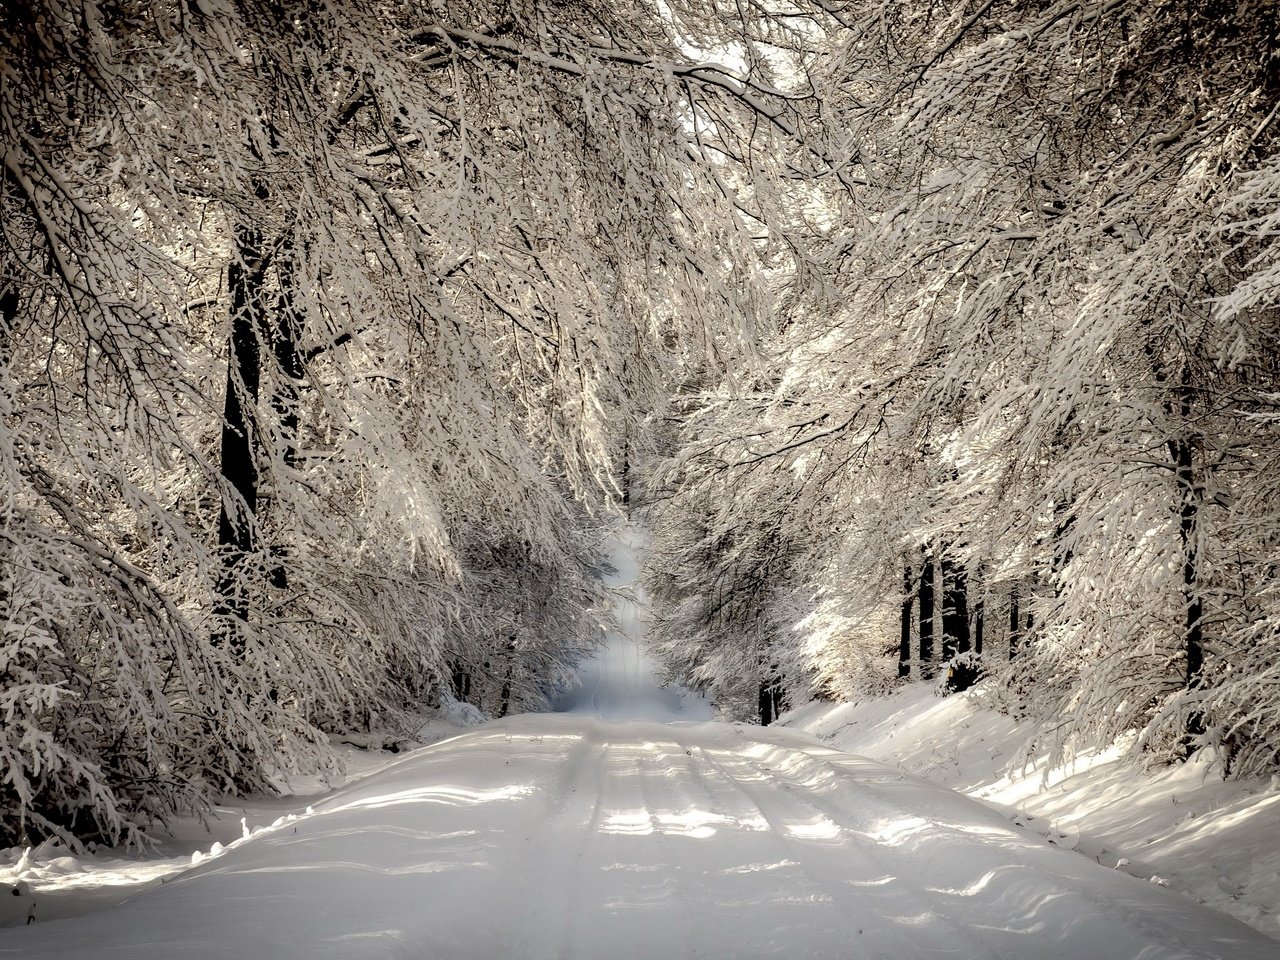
[
  {"left": 552, "top": 634, "right": 712, "bottom": 720},
  {"left": 551, "top": 531, "right": 712, "bottom": 723},
  {"left": 4, "top": 714, "right": 1278, "bottom": 959},
  {"left": 6, "top": 533, "right": 1277, "bottom": 958}
]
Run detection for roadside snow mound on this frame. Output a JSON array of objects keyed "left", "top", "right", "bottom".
[{"left": 780, "top": 683, "right": 1280, "bottom": 940}]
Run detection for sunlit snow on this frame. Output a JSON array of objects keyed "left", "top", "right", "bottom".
[{"left": 2, "top": 531, "right": 1276, "bottom": 958}]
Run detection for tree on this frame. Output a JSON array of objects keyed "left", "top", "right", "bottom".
[
  {"left": 0, "top": 0, "right": 823, "bottom": 844},
  {"left": 647, "top": 0, "right": 1280, "bottom": 775}
]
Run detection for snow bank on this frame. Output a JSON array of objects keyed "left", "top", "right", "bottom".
[
  {"left": 0, "top": 712, "right": 478, "bottom": 930},
  {"left": 780, "top": 683, "right": 1280, "bottom": 940}
]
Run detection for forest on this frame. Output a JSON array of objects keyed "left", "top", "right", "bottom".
[{"left": 3, "top": 0, "right": 1280, "bottom": 851}]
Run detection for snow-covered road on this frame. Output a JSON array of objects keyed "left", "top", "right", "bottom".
[
  {"left": 4, "top": 713, "right": 1277, "bottom": 959},
  {"left": 6, "top": 533, "right": 1277, "bottom": 958}
]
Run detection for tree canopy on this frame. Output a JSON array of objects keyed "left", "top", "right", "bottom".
[
  {"left": 4, "top": 0, "right": 1280, "bottom": 847},
  {"left": 0, "top": 0, "right": 821, "bottom": 845},
  {"left": 644, "top": 0, "right": 1280, "bottom": 776}
]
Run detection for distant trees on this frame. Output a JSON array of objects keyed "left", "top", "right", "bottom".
[
  {"left": 645, "top": 396, "right": 815, "bottom": 720},
  {"left": 0, "top": 0, "right": 815, "bottom": 845},
  {"left": 645, "top": 0, "right": 1280, "bottom": 772}
]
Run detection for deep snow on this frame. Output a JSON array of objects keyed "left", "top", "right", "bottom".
[
  {"left": 3, "top": 531, "right": 1277, "bottom": 958},
  {"left": 780, "top": 684, "right": 1280, "bottom": 942},
  {"left": 4, "top": 714, "right": 1278, "bottom": 959}
]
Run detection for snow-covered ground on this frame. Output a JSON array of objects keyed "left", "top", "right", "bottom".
[
  {"left": 4, "top": 531, "right": 1276, "bottom": 957},
  {"left": 4, "top": 714, "right": 1277, "bottom": 959},
  {"left": 553, "top": 532, "right": 711, "bottom": 722},
  {"left": 780, "top": 685, "right": 1280, "bottom": 942},
  {"left": 0, "top": 715, "right": 476, "bottom": 931}
]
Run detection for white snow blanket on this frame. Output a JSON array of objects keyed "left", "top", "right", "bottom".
[
  {"left": 6, "top": 531, "right": 1275, "bottom": 957},
  {"left": 3, "top": 714, "right": 1277, "bottom": 959}
]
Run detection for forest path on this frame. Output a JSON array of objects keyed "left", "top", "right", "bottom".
[
  {"left": 6, "top": 531, "right": 1277, "bottom": 958},
  {"left": 5, "top": 712, "right": 1279, "bottom": 959}
]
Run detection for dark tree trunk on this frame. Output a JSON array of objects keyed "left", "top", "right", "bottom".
[
  {"left": 1145, "top": 336, "right": 1207, "bottom": 752},
  {"left": 1008, "top": 584, "right": 1020, "bottom": 660},
  {"left": 1, "top": 166, "right": 21, "bottom": 363},
  {"left": 1174, "top": 438, "right": 1204, "bottom": 689},
  {"left": 941, "top": 555, "right": 970, "bottom": 661},
  {"left": 271, "top": 247, "right": 306, "bottom": 460},
  {"left": 1171, "top": 372, "right": 1205, "bottom": 748},
  {"left": 899, "top": 559, "right": 914, "bottom": 679},
  {"left": 499, "top": 673, "right": 512, "bottom": 718},
  {"left": 214, "top": 225, "right": 267, "bottom": 652},
  {"left": 942, "top": 556, "right": 979, "bottom": 693},
  {"left": 620, "top": 361, "right": 632, "bottom": 514},
  {"left": 0, "top": 282, "right": 16, "bottom": 357},
  {"left": 267, "top": 242, "right": 305, "bottom": 590},
  {"left": 759, "top": 675, "right": 784, "bottom": 726},
  {"left": 451, "top": 662, "right": 471, "bottom": 703},
  {"left": 622, "top": 433, "right": 631, "bottom": 512},
  {"left": 498, "top": 637, "right": 516, "bottom": 718},
  {"left": 1051, "top": 499, "right": 1076, "bottom": 598},
  {"left": 973, "top": 595, "right": 984, "bottom": 656},
  {"left": 919, "top": 545, "right": 936, "bottom": 680},
  {"left": 0, "top": 276, "right": 14, "bottom": 619}
]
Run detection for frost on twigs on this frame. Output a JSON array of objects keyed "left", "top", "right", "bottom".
[
  {"left": 643, "top": 0, "right": 1280, "bottom": 779},
  {"left": 0, "top": 0, "right": 819, "bottom": 844}
]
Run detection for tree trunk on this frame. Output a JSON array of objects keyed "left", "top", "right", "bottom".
[
  {"left": 973, "top": 595, "right": 984, "bottom": 656},
  {"left": 1, "top": 165, "right": 21, "bottom": 363},
  {"left": 941, "top": 554, "right": 970, "bottom": 661},
  {"left": 214, "top": 225, "right": 267, "bottom": 653},
  {"left": 498, "top": 637, "right": 516, "bottom": 718},
  {"left": 758, "top": 682, "right": 774, "bottom": 726},
  {"left": 0, "top": 274, "right": 14, "bottom": 621},
  {"left": 0, "top": 282, "right": 16, "bottom": 358},
  {"left": 919, "top": 545, "right": 936, "bottom": 680},
  {"left": 267, "top": 240, "right": 305, "bottom": 590},
  {"left": 1051, "top": 499, "right": 1076, "bottom": 597},
  {"left": 622, "top": 432, "right": 631, "bottom": 512},
  {"left": 898, "top": 559, "right": 914, "bottom": 679},
  {"left": 758, "top": 674, "right": 784, "bottom": 726},
  {"left": 451, "top": 661, "right": 471, "bottom": 703},
  {"left": 1008, "top": 584, "right": 1020, "bottom": 660},
  {"left": 1145, "top": 345, "right": 1207, "bottom": 751},
  {"left": 1171, "top": 373, "right": 1205, "bottom": 748}
]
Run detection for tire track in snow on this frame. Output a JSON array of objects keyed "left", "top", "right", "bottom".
[
  {"left": 712, "top": 731, "right": 1250, "bottom": 960},
  {"left": 753, "top": 734, "right": 1241, "bottom": 960},
  {"left": 628, "top": 736, "right": 704, "bottom": 959},
  {"left": 636, "top": 730, "right": 824, "bottom": 959},
  {"left": 505, "top": 721, "right": 608, "bottom": 960},
  {"left": 7, "top": 717, "right": 1278, "bottom": 960},
  {"left": 558, "top": 733, "right": 678, "bottom": 960},
  {"left": 678, "top": 728, "right": 980, "bottom": 960}
]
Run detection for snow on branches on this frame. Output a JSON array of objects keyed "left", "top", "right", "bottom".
[
  {"left": 0, "top": 0, "right": 811, "bottom": 845},
  {"left": 644, "top": 0, "right": 1280, "bottom": 771}
]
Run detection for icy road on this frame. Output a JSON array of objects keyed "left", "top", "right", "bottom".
[{"left": 4, "top": 537, "right": 1277, "bottom": 958}]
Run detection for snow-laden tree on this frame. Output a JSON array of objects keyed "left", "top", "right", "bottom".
[
  {"left": 648, "top": 0, "right": 1280, "bottom": 769},
  {"left": 0, "top": 0, "right": 820, "bottom": 845},
  {"left": 645, "top": 388, "right": 817, "bottom": 721}
]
